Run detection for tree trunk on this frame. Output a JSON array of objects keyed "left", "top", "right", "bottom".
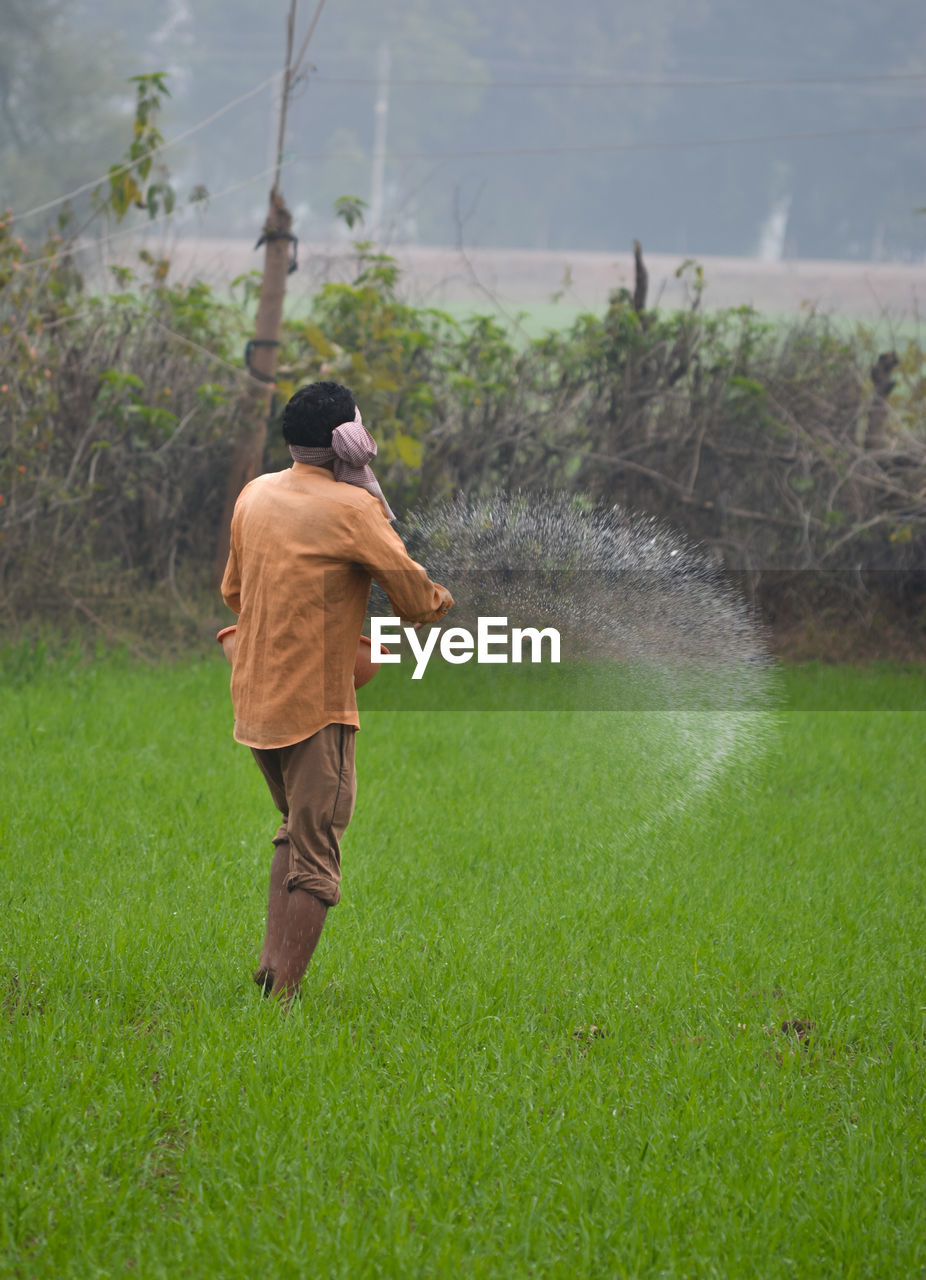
[
  {"left": 632, "top": 239, "right": 648, "bottom": 318},
  {"left": 213, "top": 187, "right": 293, "bottom": 586},
  {"left": 865, "top": 350, "right": 899, "bottom": 449}
]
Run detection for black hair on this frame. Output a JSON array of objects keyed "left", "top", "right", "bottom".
[{"left": 281, "top": 381, "right": 356, "bottom": 447}]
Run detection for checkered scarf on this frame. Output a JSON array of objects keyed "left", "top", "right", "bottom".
[{"left": 288, "top": 407, "right": 396, "bottom": 522}]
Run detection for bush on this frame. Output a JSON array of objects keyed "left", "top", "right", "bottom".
[
  {"left": 2, "top": 221, "right": 924, "bottom": 651},
  {"left": 0, "top": 219, "right": 243, "bottom": 645}
]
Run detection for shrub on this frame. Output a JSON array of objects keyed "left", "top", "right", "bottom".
[{"left": 2, "top": 220, "right": 923, "bottom": 650}]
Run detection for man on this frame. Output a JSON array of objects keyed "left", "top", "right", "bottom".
[{"left": 221, "top": 381, "right": 453, "bottom": 1002}]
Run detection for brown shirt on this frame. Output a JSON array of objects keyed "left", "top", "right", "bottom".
[{"left": 221, "top": 463, "right": 453, "bottom": 748}]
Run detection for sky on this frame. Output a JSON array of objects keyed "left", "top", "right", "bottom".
[{"left": 9, "top": 0, "right": 926, "bottom": 263}]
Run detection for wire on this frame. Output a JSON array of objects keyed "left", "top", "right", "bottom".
[
  {"left": 13, "top": 162, "right": 288, "bottom": 274},
  {"left": 11, "top": 121, "right": 924, "bottom": 276},
  {"left": 9, "top": 58, "right": 920, "bottom": 229},
  {"left": 290, "top": 121, "right": 926, "bottom": 164},
  {"left": 312, "top": 70, "right": 926, "bottom": 90},
  {"left": 8, "top": 74, "right": 279, "bottom": 226},
  {"left": 291, "top": 0, "right": 329, "bottom": 79}
]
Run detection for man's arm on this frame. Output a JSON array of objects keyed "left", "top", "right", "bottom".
[{"left": 355, "top": 505, "right": 453, "bottom": 625}]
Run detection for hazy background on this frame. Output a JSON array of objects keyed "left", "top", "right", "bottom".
[{"left": 3, "top": 0, "right": 925, "bottom": 283}]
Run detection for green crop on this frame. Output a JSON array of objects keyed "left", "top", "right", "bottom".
[{"left": 1, "top": 655, "right": 923, "bottom": 1278}]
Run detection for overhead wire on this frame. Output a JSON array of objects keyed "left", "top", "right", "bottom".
[
  {"left": 7, "top": 58, "right": 922, "bottom": 231},
  {"left": 13, "top": 118, "right": 924, "bottom": 276},
  {"left": 311, "top": 70, "right": 926, "bottom": 89},
  {"left": 7, "top": 73, "right": 279, "bottom": 226},
  {"left": 7, "top": 32, "right": 923, "bottom": 278},
  {"left": 13, "top": 161, "right": 291, "bottom": 274},
  {"left": 289, "top": 121, "right": 926, "bottom": 165},
  {"left": 291, "top": 0, "right": 329, "bottom": 80}
]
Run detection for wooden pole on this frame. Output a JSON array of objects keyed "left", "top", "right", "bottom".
[
  {"left": 213, "top": 187, "right": 294, "bottom": 585},
  {"left": 632, "top": 239, "right": 648, "bottom": 319},
  {"left": 213, "top": 1, "right": 300, "bottom": 585}
]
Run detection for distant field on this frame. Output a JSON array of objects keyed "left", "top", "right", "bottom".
[
  {"left": 222, "top": 289, "right": 924, "bottom": 347},
  {"left": 97, "top": 235, "right": 926, "bottom": 325},
  {"left": 420, "top": 298, "right": 926, "bottom": 343},
  {"left": 96, "top": 241, "right": 926, "bottom": 349},
  {"left": 1, "top": 654, "right": 924, "bottom": 1277}
]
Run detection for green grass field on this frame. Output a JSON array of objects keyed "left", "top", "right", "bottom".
[{"left": 1, "top": 654, "right": 924, "bottom": 1278}]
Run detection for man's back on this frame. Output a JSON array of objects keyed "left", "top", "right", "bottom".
[{"left": 222, "top": 462, "right": 451, "bottom": 748}]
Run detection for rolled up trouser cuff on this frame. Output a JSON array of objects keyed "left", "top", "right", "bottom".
[
  {"left": 251, "top": 724, "right": 357, "bottom": 910},
  {"left": 285, "top": 869, "right": 341, "bottom": 907}
]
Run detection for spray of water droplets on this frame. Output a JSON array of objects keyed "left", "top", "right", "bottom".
[{"left": 394, "top": 490, "right": 779, "bottom": 835}]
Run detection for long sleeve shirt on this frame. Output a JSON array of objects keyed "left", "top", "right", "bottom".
[{"left": 221, "top": 463, "right": 453, "bottom": 748}]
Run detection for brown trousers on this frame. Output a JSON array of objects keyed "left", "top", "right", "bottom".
[{"left": 251, "top": 723, "right": 357, "bottom": 907}]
